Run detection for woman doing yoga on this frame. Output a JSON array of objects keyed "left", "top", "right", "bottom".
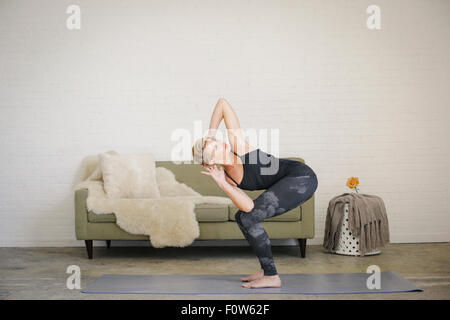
[{"left": 192, "top": 98, "right": 318, "bottom": 289}]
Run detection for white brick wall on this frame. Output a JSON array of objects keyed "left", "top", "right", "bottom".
[{"left": 1, "top": 0, "right": 449, "bottom": 247}]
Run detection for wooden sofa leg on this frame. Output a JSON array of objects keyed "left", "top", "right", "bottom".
[
  {"left": 298, "top": 238, "right": 307, "bottom": 258},
  {"left": 85, "top": 240, "right": 93, "bottom": 259},
  {"left": 106, "top": 240, "right": 111, "bottom": 249}
]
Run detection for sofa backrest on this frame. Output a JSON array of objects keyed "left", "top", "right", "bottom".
[{"left": 155, "top": 157, "right": 305, "bottom": 197}]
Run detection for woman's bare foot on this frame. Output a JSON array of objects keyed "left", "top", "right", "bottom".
[
  {"left": 241, "top": 269, "right": 264, "bottom": 282},
  {"left": 241, "top": 275, "right": 282, "bottom": 288}
]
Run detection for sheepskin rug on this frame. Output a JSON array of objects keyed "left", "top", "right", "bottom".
[{"left": 74, "top": 152, "right": 232, "bottom": 248}]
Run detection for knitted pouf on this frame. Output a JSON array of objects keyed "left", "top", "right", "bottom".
[{"left": 334, "top": 203, "right": 381, "bottom": 256}]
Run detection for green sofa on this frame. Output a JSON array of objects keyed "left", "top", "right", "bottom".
[{"left": 74, "top": 157, "right": 315, "bottom": 259}]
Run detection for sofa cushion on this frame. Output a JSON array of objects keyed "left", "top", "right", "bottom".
[
  {"left": 88, "top": 203, "right": 230, "bottom": 223},
  {"left": 228, "top": 205, "right": 301, "bottom": 222},
  {"left": 194, "top": 203, "right": 229, "bottom": 222}
]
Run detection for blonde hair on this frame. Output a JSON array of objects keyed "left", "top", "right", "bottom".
[{"left": 192, "top": 136, "right": 215, "bottom": 165}]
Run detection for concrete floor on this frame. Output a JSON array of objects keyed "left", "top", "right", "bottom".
[{"left": 0, "top": 243, "right": 449, "bottom": 300}]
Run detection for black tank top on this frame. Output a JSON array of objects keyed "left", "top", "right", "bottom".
[{"left": 224, "top": 148, "right": 307, "bottom": 191}]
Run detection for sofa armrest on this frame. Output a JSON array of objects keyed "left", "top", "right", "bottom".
[{"left": 74, "top": 188, "right": 89, "bottom": 239}]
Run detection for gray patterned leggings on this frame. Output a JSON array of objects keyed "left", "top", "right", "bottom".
[{"left": 234, "top": 171, "right": 318, "bottom": 276}]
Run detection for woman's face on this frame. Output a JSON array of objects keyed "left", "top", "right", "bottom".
[{"left": 203, "top": 138, "right": 230, "bottom": 165}]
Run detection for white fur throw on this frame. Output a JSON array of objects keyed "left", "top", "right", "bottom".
[
  {"left": 74, "top": 151, "right": 232, "bottom": 248},
  {"left": 99, "top": 152, "right": 161, "bottom": 199}
]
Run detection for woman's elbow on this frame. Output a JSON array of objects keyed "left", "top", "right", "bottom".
[{"left": 242, "top": 201, "right": 254, "bottom": 213}]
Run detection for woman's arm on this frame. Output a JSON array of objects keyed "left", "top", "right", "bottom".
[
  {"left": 217, "top": 98, "right": 253, "bottom": 154},
  {"left": 207, "top": 98, "right": 246, "bottom": 146},
  {"left": 220, "top": 180, "right": 255, "bottom": 213},
  {"left": 201, "top": 165, "right": 254, "bottom": 213},
  {"left": 206, "top": 99, "right": 224, "bottom": 138}
]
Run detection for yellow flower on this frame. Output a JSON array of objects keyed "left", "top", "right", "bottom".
[{"left": 346, "top": 177, "right": 359, "bottom": 189}]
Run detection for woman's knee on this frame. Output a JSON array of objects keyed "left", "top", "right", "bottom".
[
  {"left": 238, "top": 211, "right": 258, "bottom": 229},
  {"left": 235, "top": 210, "right": 251, "bottom": 227},
  {"left": 235, "top": 210, "right": 242, "bottom": 225}
]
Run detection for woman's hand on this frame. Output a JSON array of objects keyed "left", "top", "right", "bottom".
[{"left": 200, "top": 164, "right": 227, "bottom": 187}]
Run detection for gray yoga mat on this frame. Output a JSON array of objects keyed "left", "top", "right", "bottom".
[{"left": 82, "top": 271, "right": 422, "bottom": 295}]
